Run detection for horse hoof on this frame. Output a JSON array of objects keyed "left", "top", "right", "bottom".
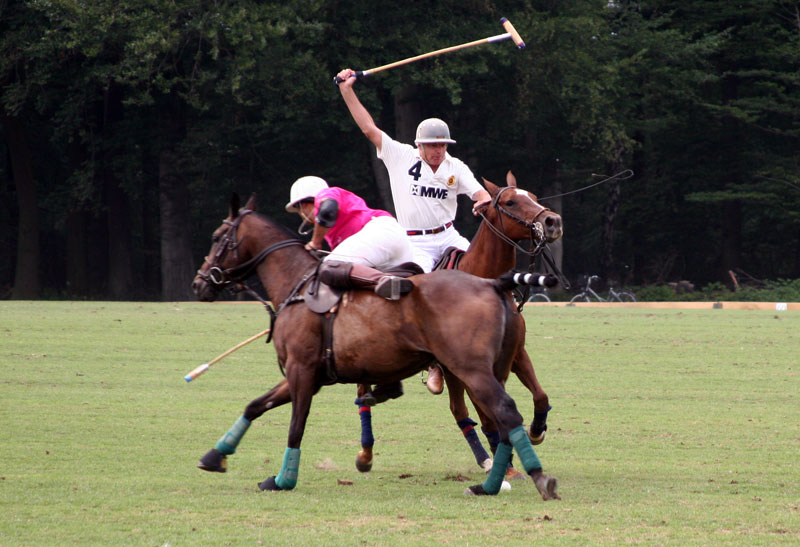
[
  {"left": 529, "top": 430, "right": 546, "bottom": 445},
  {"left": 533, "top": 474, "right": 560, "bottom": 501},
  {"left": 197, "top": 448, "right": 227, "bottom": 473},
  {"left": 258, "top": 476, "right": 282, "bottom": 491},
  {"left": 464, "top": 484, "right": 494, "bottom": 496},
  {"left": 529, "top": 422, "right": 547, "bottom": 445},
  {"left": 355, "top": 451, "right": 373, "bottom": 473},
  {"left": 505, "top": 466, "right": 528, "bottom": 481}
]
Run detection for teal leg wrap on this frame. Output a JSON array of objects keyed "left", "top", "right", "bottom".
[
  {"left": 274, "top": 447, "right": 301, "bottom": 490},
  {"left": 215, "top": 415, "right": 251, "bottom": 455},
  {"left": 481, "top": 442, "right": 512, "bottom": 494},
  {"left": 509, "top": 425, "right": 542, "bottom": 472}
]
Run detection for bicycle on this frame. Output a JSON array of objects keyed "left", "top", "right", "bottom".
[
  {"left": 569, "top": 275, "right": 636, "bottom": 303},
  {"left": 526, "top": 287, "right": 551, "bottom": 303}
]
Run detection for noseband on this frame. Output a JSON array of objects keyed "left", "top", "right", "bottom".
[{"left": 196, "top": 209, "right": 303, "bottom": 289}]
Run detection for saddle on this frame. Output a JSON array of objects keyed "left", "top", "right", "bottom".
[
  {"left": 301, "top": 261, "right": 424, "bottom": 386},
  {"left": 303, "top": 261, "right": 423, "bottom": 314},
  {"left": 432, "top": 246, "right": 466, "bottom": 271}
]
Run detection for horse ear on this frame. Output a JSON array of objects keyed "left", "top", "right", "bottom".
[
  {"left": 482, "top": 177, "right": 500, "bottom": 197},
  {"left": 506, "top": 171, "right": 517, "bottom": 187},
  {"left": 230, "top": 193, "right": 241, "bottom": 218},
  {"left": 243, "top": 193, "right": 257, "bottom": 211}
]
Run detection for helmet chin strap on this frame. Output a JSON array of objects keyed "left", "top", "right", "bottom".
[{"left": 298, "top": 218, "right": 313, "bottom": 236}]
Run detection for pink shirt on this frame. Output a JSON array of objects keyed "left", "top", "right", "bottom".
[{"left": 315, "top": 187, "right": 392, "bottom": 249}]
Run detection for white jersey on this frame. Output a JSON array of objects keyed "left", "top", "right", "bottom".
[{"left": 377, "top": 131, "right": 484, "bottom": 231}]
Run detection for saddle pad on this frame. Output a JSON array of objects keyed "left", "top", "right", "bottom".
[{"left": 432, "top": 247, "right": 466, "bottom": 271}]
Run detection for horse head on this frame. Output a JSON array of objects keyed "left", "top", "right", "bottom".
[
  {"left": 481, "top": 171, "right": 563, "bottom": 243},
  {"left": 191, "top": 193, "right": 260, "bottom": 302}
]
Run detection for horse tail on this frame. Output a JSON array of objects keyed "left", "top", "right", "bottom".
[{"left": 494, "top": 270, "right": 558, "bottom": 294}]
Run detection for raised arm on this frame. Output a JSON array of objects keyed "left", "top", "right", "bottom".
[{"left": 336, "top": 68, "right": 383, "bottom": 151}]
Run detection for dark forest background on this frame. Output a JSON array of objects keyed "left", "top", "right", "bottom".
[{"left": 2, "top": 0, "right": 799, "bottom": 300}]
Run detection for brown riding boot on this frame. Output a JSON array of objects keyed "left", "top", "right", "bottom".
[
  {"left": 426, "top": 364, "right": 444, "bottom": 395},
  {"left": 319, "top": 261, "right": 414, "bottom": 301}
]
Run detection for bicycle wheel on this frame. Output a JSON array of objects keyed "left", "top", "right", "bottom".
[
  {"left": 615, "top": 291, "right": 636, "bottom": 302},
  {"left": 528, "top": 293, "right": 551, "bottom": 303},
  {"left": 569, "top": 293, "right": 590, "bottom": 303}
]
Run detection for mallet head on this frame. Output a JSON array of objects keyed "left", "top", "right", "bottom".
[{"left": 500, "top": 17, "right": 526, "bottom": 49}]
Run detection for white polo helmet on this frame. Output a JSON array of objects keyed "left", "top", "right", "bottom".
[
  {"left": 414, "top": 118, "right": 456, "bottom": 145},
  {"left": 285, "top": 176, "right": 329, "bottom": 212}
]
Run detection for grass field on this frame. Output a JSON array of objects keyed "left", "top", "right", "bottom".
[{"left": 2, "top": 301, "right": 799, "bottom": 545}]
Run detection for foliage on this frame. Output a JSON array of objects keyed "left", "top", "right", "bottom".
[
  {"left": 2, "top": 0, "right": 800, "bottom": 298},
  {"left": 631, "top": 277, "right": 800, "bottom": 302}
]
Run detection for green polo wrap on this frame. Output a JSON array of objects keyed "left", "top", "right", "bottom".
[
  {"left": 509, "top": 425, "right": 542, "bottom": 472},
  {"left": 274, "top": 447, "right": 301, "bottom": 490},
  {"left": 481, "top": 442, "right": 512, "bottom": 494},
  {"left": 215, "top": 415, "right": 251, "bottom": 455}
]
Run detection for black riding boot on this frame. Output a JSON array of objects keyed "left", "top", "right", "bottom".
[{"left": 319, "top": 261, "right": 413, "bottom": 300}]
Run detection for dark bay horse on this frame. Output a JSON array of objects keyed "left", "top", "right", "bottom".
[
  {"left": 191, "top": 193, "right": 559, "bottom": 499},
  {"left": 355, "top": 171, "right": 564, "bottom": 476}
]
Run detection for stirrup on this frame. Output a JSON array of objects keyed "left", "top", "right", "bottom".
[{"left": 374, "top": 276, "right": 413, "bottom": 300}]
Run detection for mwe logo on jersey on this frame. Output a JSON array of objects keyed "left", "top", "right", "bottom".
[{"left": 410, "top": 184, "right": 448, "bottom": 199}]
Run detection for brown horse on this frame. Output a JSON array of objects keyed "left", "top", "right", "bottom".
[
  {"left": 354, "top": 171, "right": 564, "bottom": 475},
  {"left": 191, "top": 193, "right": 559, "bottom": 499}
]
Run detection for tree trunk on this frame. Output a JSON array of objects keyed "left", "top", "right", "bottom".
[
  {"left": 720, "top": 200, "right": 742, "bottom": 284},
  {"left": 600, "top": 155, "right": 627, "bottom": 283},
  {"left": 65, "top": 211, "right": 89, "bottom": 296},
  {"left": 101, "top": 84, "right": 135, "bottom": 299},
  {"left": 106, "top": 179, "right": 134, "bottom": 299},
  {"left": 2, "top": 114, "right": 40, "bottom": 299},
  {"left": 158, "top": 112, "right": 194, "bottom": 301}
]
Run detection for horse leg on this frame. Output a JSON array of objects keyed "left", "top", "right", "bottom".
[
  {"left": 468, "top": 397, "right": 527, "bottom": 481},
  {"left": 350, "top": 380, "right": 404, "bottom": 472},
  {"left": 197, "top": 379, "right": 291, "bottom": 473},
  {"left": 457, "top": 374, "right": 558, "bottom": 499},
  {"left": 259, "top": 365, "right": 317, "bottom": 491},
  {"left": 511, "top": 348, "right": 551, "bottom": 444},
  {"left": 355, "top": 383, "right": 374, "bottom": 473},
  {"left": 443, "top": 369, "right": 492, "bottom": 471}
]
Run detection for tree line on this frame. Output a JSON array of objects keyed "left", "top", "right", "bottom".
[{"left": 2, "top": 0, "right": 799, "bottom": 300}]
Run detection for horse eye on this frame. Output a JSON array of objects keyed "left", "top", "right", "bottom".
[{"left": 505, "top": 200, "right": 515, "bottom": 207}]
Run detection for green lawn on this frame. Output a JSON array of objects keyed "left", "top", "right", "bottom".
[{"left": 1, "top": 301, "right": 798, "bottom": 545}]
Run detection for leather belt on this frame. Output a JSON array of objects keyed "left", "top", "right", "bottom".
[{"left": 406, "top": 221, "right": 453, "bottom": 236}]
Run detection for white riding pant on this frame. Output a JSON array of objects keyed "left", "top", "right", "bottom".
[
  {"left": 408, "top": 226, "right": 470, "bottom": 273},
  {"left": 325, "top": 216, "right": 415, "bottom": 270}
]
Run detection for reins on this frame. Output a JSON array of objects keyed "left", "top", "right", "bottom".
[
  {"left": 196, "top": 209, "right": 315, "bottom": 347},
  {"left": 476, "top": 185, "right": 571, "bottom": 307},
  {"left": 196, "top": 209, "right": 305, "bottom": 288},
  {"left": 538, "top": 169, "right": 633, "bottom": 201}
]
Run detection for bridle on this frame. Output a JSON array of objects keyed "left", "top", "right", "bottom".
[
  {"left": 195, "top": 209, "right": 304, "bottom": 290},
  {"left": 477, "top": 186, "right": 550, "bottom": 257},
  {"left": 477, "top": 186, "right": 570, "bottom": 298}
]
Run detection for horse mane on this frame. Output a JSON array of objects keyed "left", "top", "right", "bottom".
[{"left": 246, "top": 210, "right": 303, "bottom": 242}]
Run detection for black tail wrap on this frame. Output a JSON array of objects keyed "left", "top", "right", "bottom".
[{"left": 496, "top": 270, "right": 558, "bottom": 293}]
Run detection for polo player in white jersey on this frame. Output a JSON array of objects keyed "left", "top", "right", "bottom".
[{"left": 336, "top": 67, "right": 491, "bottom": 394}]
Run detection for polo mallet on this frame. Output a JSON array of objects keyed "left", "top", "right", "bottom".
[
  {"left": 333, "top": 17, "right": 525, "bottom": 84},
  {"left": 184, "top": 328, "right": 271, "bottom": 382}
]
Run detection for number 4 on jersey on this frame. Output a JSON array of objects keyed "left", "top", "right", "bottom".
[{"left": 408, "top": 160, "right": 422, "bottom": 181}]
